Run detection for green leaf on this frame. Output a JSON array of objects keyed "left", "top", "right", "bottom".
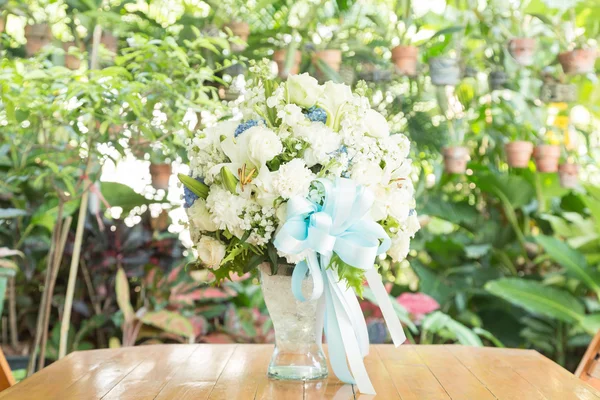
[
  {"left": 101, "top": 182, "right": 160, "bottom": 215},
  {"left": 115, "top": 268, "right": 135, "bottom": 325},
  {"left": 421, "top": 311, "right": 482, "bottom": 346},
  {"left": 178, "top": 174, "right": 209, "bottom": 199},
  {"left": 0, "top": 208, "right": 27, "bottom": 219},
  {"left": 485, "top": 278, "right": 585, "bottom": 323},
  {"left": 581, "top": 314, "right": 600, "bottom": 335},
  {"left": 220, "top": 167, "right": 238, "bottom": 195},
  {"left": 535, "top": 235, "right": 600, "bottom": 297}
]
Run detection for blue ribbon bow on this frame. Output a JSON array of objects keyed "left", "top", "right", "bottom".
[{"left": 274, "top": 177, "right": 406, "bottom": 395}]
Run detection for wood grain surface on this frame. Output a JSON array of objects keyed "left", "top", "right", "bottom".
[{"left": 0, "top": 344, "right": 598, "bottom": 399}]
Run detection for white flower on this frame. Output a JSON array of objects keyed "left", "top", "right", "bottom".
[
  {"left": 277, "top": 104, "right": 306, "bottom": 128},
  {"left": 267, "top": 86, "right": 285, "bottom": 109},
  {"left": 287, "top": 73, "right": 323, "bottom": 108},
  {"left": 246, "top": 126, "right": 283, "bottom": 166},
  {"left": 388, "top": 234, "right": 410, "bottom": 263},
  {"left": 196, "top": 236, "right": 226, "bottom": 268},
  {"left": 272, "top": 159, "right": 315, "bottom": 199},
  {"left": 292, "top": 122, "right": 341, "bottom": 167},
  {"left": 364, "top": 109, "right": 390, "bottom": 138},
  {"left": 350, "top": 160, "right": 384, "bottom": 187},
  {"left": 318, "top": 81, "right": 354, "bottom": 127},
  {"left": 406, "top": 211, "right": 421, "bottom": 236},
  {"left": 186, "top": 199, "right": 217, "bottom": 232},
  {"left": 205, "top": 185, "right": 247, "bottom": 235},
  {"left": 253, "top": 166, "right": 278, "bottom": 207}
]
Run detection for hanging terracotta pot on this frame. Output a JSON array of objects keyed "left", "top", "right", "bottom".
[
  {"left": 314, "top": 49, "right": 342, "bottom": 72},
  {"left": 357, "top": 63, "right": 392, "bottom": 82},
  {"left": 218, "top": 86, "right": 241, "bottom": 101},
  {"left": 488, "top": 70, "right": 508, "bottom": 91},
  {"left": 25, "top": 24, "right": 51, "bottom": 56},
  {"left": 273, "top": 49, "right": 302, "bottom": 79},
  {"left": 508, "top": 38, "right": 536, "bottom": 66},
  {"left": 558, "top": 49, "right": 597, "bottom": 74},
  {"left": 442, "top": 146, "right": 469, "bottom": 174},
  {"left": 149, "top": 163, "right": 172, "bottom": 190},
  {"left": 226, "top": 21, "right": 250, "bottom": 52},
  {"left": 0, "top": 16, "right": 5, "bottom": 34},
  {"left": 391, "top": 45, "right": 418, "bottom": 76},
  {"left": 63, "top": 42, "right": 85, "bottom": 70},
  {"left": 533, "top": 145, "right": 560, "bottom": 173},
  {"left": 540, "top": 83, "right": 577, "bottom": 103},
  {"left": 558, "top": 162, "right": 579, "bottom": 188},
  {"left": 429, "top": 57, "right": 460, "bottom": 86},
  {"left": 101, "top": 32, "right": 118, "bottom": 53},
  {"left": 505, "top": 141, "right": 533, "bottom": 168}
]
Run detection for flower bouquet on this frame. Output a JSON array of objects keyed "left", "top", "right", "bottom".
[{"left": 182, "top": 63, "right": 419, "bottom": 394}]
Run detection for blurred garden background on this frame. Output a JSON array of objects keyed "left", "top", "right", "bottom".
[{"left": 1, "top": 0, "right": 600, "bottom": 382}]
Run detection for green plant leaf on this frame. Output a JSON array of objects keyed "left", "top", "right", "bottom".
[
  {"left": 115, "top": 268, "right": 135, "bottom": 325},
  {"left": 485, "top": 278, "right": 585, "bottom": 323},
  {"left": 536, "top": 235, "right": 600, "bottom": 297},
  {"left": 101, "top": 182, "right": 161, "bottom": 215},
  {"left": 0, "top": 208, "right": 27, "bottom": 219}
]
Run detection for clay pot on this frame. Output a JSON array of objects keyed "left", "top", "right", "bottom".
[
  {"left": 218, "top": 86, "right": 241, "bottom": 101},
  {"left": 429, "top": 57, "right": 460, "bottom": 86},
  {"left": 442, "top": 146, "right": 469, "bottom": 174},
  {"left": 558, "top": 163, "right": 579, "bottom": 189},
  {"left": 63, "top": 42, "right": 84, "bottom": 70},
  {"left": 0, "top": 16, "right": 5, "bottom": 34},
  {"left": 314, "top": 49, "right": 342, "bottom": 71},
  {"left": 273, "top": 49, "right": 302, "bottom": 78},
  {"left": 558, "top": 49, "right": 597, "bottom": 74},
  {"left": 391, "top": 45, "right": 418, "bottom": 76},
  {"left": 149, "top": 163, "right": 172, "bottom": 190},
  {"left": 540, "top": 83, "right": 577, "bottom": 103},
  {"left": 488, "top": 70, "right": 508, "bottom": 91},
  {"left": 505, "top": 141, "right": 533, "bottom": 168},
  {"left": 101, "top": 32, "right": 118, "bottom": 53},
  {"left": 533, "top": 145, "right": 560, "bottom": 173},
  {"left": 25, "top": 24, "right": 51, "bottom": 56},
  {"left": 226, "top": 21, "right": 250, "bottom": 52},
  {"left": 357, "top": 63, "right": 392, "bottom": 82},
  {"left": 508, "top": 38, "right": 536, "bottom": 66}
]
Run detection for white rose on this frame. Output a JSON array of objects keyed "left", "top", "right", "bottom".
[
  {"left": 350, "top": 160, "right": 384, "bottom": 187},
  {"left": 388, "top": 188, "right": 412, "bottom": 223},
  {"left": 186, "top": 199, "right": 218, "bottom": 232},
  {"left": 293, "top": 122, "right": 341, "bottom": 167},
  {"left": 196, "top": 236, "right": 226, "bottom": 269},
  {"left": 364, "top": 109, "right": 390, "bottom": 138},
  {"left": 388, "top": 234, "right": 410, "bottom": 262},
  {"left": 406, "top": 211, "right": 421, "bottom": 236},
  {"left": 245, "top": 126, "right": 283, "bottom": 166},
  {"left": 287, "top": 73, "right": 323, "bottom": 108}
]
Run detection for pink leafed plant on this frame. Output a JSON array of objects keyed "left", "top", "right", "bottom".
[{"left": 396, "top": 292, "right": 440, "bottom": 323}]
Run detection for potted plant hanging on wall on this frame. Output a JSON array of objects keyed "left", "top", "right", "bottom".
[
  {"left": 533, "top": 127, "right": 561, "bottom": 173},
  {"left": 24, "top": 22, "right": 51, "bottom": 56},
  {"left": 426, "top": 26, "right": 464, "bottom": 86},
  {"left": 180, "top": 64, "right": 419, "bottom": 395},
  {"left": 504, "top": 7, "right": 538, "bottom": 66},
  {"left": 540, "top": 74, "right": 577, "bottom": 103},
  {"left": 504, "top": 123, "right": 536, "bottom": 169},
  {"left": 441, "top": 119, "right": 469, "bottom": 174},
  {"left": 558, "top": 158, "right": 579, "bottom": 188}
]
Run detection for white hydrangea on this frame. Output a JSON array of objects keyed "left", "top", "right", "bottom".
[
  {"left": 187, "top": 120, "right": 238, "bottom": 181},
  {"left": 272, "top": 159, "right": 315, "bottom": 199},
  {"left": 205, "top": 185, "right": 248, "bottom": 237},
  {"left": 277, "top": 104, "right": 307, "bottom": 128}
]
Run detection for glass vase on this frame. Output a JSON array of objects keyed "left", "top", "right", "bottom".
[{"left": 260, "top": 264, "right": 328, "bottom": 381}]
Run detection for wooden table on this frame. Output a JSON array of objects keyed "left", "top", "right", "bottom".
[{"left": 0, "top": 344, "right": 598, "bottom": 399}]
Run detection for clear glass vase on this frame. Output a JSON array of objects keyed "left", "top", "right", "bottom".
[{"left": 260, "top": 264, "right": 328, "bottom": 381}]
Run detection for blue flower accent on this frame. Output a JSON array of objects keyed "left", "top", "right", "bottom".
[
  {"left": 234, "top": 120, "right": 259, "bottom": 137},
  {"left": 408, "top": 209, "right": 416, "bottom": 216},
  {"left": 183, "top": 176, "right": 205, "bottom": 209},
  {"left": 305, "top": 106, "right": 327, "bottom": 124}
]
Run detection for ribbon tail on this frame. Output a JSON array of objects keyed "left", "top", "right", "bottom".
[
  {"left": 325, "top": 269, "right": 376, "bottom": 395},
  {"left": 364, "top": 269, "right": 406, "bottom": 346},
  {"left": 291, "top": 253, "right": 324, "bottom": 302}
]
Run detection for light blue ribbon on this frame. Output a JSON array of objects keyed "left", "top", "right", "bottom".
[{"left": 274, "top": 177, "right": 401, "bottom": 394}]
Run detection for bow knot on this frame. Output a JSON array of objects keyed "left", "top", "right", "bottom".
[{"left": 273, "top": 178, "right": 406, "bottom": 395}]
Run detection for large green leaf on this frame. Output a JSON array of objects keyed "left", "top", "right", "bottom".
[
  {"left": 421, "top": 311, "right": 482, "bottom": 346},
  {"left": 470, "top": 171, "right": 534, "bottom": 209},
  {"left": 535, "top": 235, "right": 600, "bottom": 297},
  {"left": 101, "top": 181, "right": 160, "bottom": 215},
  {"left": 485, "top": 278, "right": 584, "bottom": 323}
]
